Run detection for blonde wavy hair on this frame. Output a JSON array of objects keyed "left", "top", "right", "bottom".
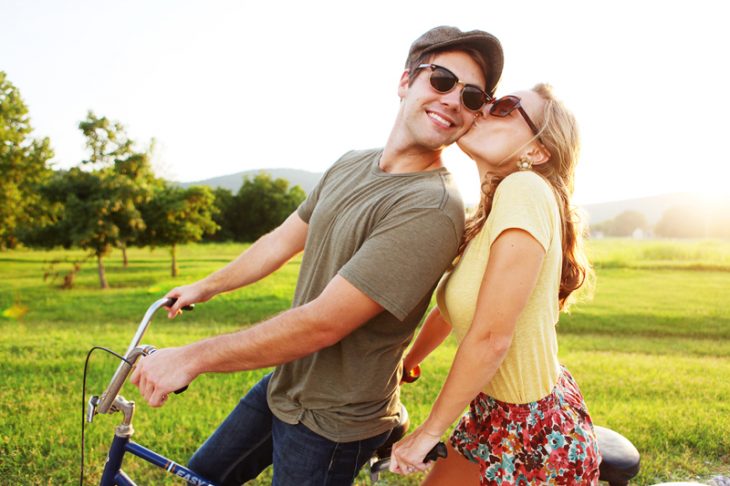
[{"left": 458, "top": 83, "right": 591, "bottom": 310}]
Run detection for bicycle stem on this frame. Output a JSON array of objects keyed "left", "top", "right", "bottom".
[
  {"left": 95, "top": 297, "right": 172, "bottom": 415},
  {"left": 96, "top": 345, "right": 156, "bottom": 415}
]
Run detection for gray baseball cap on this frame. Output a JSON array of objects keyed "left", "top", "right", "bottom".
[{"left": 406, "top": 26, "right": 504, "bottom": 96}]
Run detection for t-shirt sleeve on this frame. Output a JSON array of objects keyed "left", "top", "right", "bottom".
[
  {"left": 297, "top": 171, "right": 327, "bottom": 223},
  {"left": 487, "top": 172, "right": 556, "bottom": 252},
  {"left": 297, "top": 154, "right": 348, "bottom": 223},
  {"left": 338, "top": 209, "right": 461, "bottom": 321},
  {"left": 435, "top": 272, "right": 454, "bottom": 325}
]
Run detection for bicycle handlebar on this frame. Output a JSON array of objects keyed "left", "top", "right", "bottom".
[
  {"left": 96, "top": 298, "right": 192, "bottom": 414},
  {"left": 370, "top": 442, "right": 447, "bottom": 475}
]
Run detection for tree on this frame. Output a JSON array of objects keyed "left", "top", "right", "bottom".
[
  {"left": 78, "top": 111, "right": 133, "bottom": 167},
  {"left": 204, "top": 187, "right": 236, "bottom": 242},
  {"left": 591, "top": 210, "right": 648, "bottom": 237},
  {"left": 0, "top": 71, "right": 54, "bottom": 249},
  {"left": 28, "top": 167, "right": 145, "bottom": 288},
  {"left": 707, "top": 200, "right": 730, "bottom": 238},
  {"left": 77, "top": 112, "right": 159, "bottom": 266},
  {"left": 229, "top": 173, "right": 306, "bottom": 241},
  {"left": 111, "top": 151, "right": 162, "bottom": 266},
  {"left": 23, "top": 113, "right": 158, "bottom": 288},
  {"left": 611, "top": 210, "right": 648, "bottom": 237},
  {"left": 655, "top": 205, "right": 708, "bottom": 238},
  {"left": 140, "top": 185, "right": 218, "bottom": 276}
]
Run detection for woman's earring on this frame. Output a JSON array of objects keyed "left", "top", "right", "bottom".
[{"left": 517, "top": 156, "right": 533, "bottom": 171}]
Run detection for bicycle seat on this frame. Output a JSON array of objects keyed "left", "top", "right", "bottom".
[
  {"left": 595, "top": 425, "right": 640, "bottom": 486},
  {"left": 373, "top": 404, "right": 410, "bottom": 460}
]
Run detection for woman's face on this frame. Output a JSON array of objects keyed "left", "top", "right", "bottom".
[{"left": 457, "top": 89, "right": 546, "bottom": 173}]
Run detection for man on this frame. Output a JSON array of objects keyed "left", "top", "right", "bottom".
[{"left": 131, "top": 25, "right": 503, "bottom": 485}]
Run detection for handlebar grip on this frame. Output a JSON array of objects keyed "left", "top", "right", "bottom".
[
  {"left": 165, "top": 297, "right": 195, "bottom": 312},
  {"left": 423, "top": 442, "right": 448, "bottom": 463},
  {"left": 147, "top": 348, "right": 189, "bottom": 396},
  {"left": 369, "top": 440, "right": 447, "bottom": 475}
]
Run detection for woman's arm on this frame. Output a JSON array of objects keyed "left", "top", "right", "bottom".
[
  {"left": 402, "top": 307, "right": 452, "bottom": 374},
  {"left": 390, "top": 228, "right": 546, "bottom": 473}
]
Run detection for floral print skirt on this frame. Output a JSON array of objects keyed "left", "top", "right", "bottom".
[{"left": 450, "top": 366, "right": 601, "bottom": 485}]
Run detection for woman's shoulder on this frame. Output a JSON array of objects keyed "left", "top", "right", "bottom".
[
  {"left": 495, "top": 171, "right": 554, "bottom": 204},
  {"left": 500, "top": 170, "right": 550, "bottom": 190}
]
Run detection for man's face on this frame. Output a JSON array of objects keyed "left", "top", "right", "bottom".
[{"left": 397, "top": 50, "right": 487, "bottom": 151}]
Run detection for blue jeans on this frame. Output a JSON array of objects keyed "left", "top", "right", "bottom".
[{"left": 188, "top": 373, "right": 391, "bottom": 485}]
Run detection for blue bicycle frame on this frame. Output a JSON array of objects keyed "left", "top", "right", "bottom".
[{"left": 100, "top": 434, "right": 216, "bottom": 486}]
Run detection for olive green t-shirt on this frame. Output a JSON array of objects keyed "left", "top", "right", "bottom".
[{"left": 267, "top": 148, "right": 465, "bottom": 442}]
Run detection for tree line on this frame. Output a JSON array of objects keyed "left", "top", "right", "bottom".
[{"left": 1, "top": 71, "right": 305, "bottom": 288}]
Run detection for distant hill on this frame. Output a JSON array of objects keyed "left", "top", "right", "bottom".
[
  {"left": 580, "top": 193, "right": 683, "bottom": 225},
  {"left": 178, "top": 169, "right": 724, "bottom": 228},
  {"left": 580, "top": 192, "right": 722, "bottom": 225},
  {"left": 178, "top": 168, "right": 323, "bottom": 194}
]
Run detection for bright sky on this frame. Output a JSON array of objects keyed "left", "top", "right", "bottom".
[{"left": 2, "top": 0, "right": 728, "bottom": 205}]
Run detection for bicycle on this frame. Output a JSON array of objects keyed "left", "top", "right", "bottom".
[
  {"left": 80, "top": 298, "right": 642, "bottom": 485},
  {"left": 81, "top": 298, "right": 445, "bottom": 485}
]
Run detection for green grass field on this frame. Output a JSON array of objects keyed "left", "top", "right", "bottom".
[{"left": 1, "top": 239, "right": 729, "bottom": 485}]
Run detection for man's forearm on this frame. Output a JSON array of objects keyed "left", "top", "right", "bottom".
[
  {"left": 184, "top": 303, "right": 340, "bottom": 374},
  {"left": 183, "top": 275, "right": 383, "bottom": 375},
  {"left": 131, "top": 297, "right": 341, "bottom": 406},
  {"left": 135, "top": 275, "right": 383, "bottom": 407}
]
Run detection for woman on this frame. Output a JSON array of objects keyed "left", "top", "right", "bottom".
[{"left": 389, "top": 84, "right": 600, "bottom": 485}]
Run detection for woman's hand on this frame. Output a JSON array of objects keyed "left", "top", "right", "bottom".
[{"left": 389, "top": 424, "right": 442, "bottom": 475}]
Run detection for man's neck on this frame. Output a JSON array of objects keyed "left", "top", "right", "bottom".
[{"left": 380, "top": 133, "right": 444, "bottom": 174}]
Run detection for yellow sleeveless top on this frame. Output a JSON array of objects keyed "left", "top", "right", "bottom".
[{"left": 436, "top": 171, "right": 562, "bottom": 404}]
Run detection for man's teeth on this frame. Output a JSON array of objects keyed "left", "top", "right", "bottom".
[{"left": 428, "top": 112, "right": 452, "bottom": 127}]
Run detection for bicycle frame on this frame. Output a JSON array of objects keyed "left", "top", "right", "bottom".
[
  {"left": 87, "top": 298, "right": 218, "bottom": 486},
  {"left": 101, "top": 433, "right": 215, "bottom": 486}
]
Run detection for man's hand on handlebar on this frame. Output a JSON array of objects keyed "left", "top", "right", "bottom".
[
  {"left": 130, "top": 347, "right": 197, "bottom": 407},
  {"left": 164, "top": 283, "right": 210, "bottom": 319}
]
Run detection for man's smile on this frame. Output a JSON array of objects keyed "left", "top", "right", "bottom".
[{"left": 426, "top": 110, "right": 456, "bottom": 129}]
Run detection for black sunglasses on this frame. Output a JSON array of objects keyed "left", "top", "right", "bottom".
[
  {"left": 414, "top": 63, "right": 492, "bottom": 112},
  {"left": 488, "top": 95, "right": 542, "bottom": 140}
]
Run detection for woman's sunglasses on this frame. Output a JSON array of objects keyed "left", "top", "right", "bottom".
[
  {"left": 414, "top": 63, "right": 492, "bottom": 112},
  {"left": 488, "top": 95, "right": 542, "bottom": 140}
]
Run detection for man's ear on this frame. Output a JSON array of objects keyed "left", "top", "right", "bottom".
[{"left": 397, "top": 70, "right": 410, "bottom": 100}]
